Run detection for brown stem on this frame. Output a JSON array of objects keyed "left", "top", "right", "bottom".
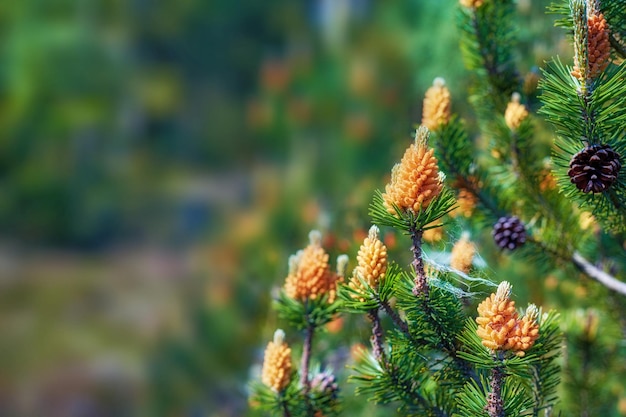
[
  {"left": 367, "top": 309, "right": 386, "bottom": 363},
  {"left": 528, "top": 236, "right": 626, "bottom": 296},
  {"left": 300, "top": 321, "right": 314, "bottom": 392},
  {"left": 579, "top": 93, "right": 596, "bottom": 141},
  {"left": 408, "top": 223, "right": 483, "bottom": 387},
  {"left": 299, "top": 319, "right": 315, "bottom": 417},
  {"left": 380, "top": 299, "right": 410, "bottom": 337},
  {"left": 410, "top": 225, "right": 429, "bottom": 298},
  {"left": 572, "top": 251, "right": 626, "bottom": 296},
  {"left": 485, "top": 364, "right": 505, "bottom": 417}
]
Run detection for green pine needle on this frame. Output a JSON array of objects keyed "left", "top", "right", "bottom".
[
  {"left": 274, "top": 291, "right": 340, "bottom": 330},
  {"left": 369, "top": 189, "right": 457, "bottom": 235}
]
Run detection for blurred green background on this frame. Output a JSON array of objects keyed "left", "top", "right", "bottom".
[{"left": 4, "top": 1, "right": 625, "bottom": 417}]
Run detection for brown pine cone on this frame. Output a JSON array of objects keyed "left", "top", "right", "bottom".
[
  {"left": 568, "top": 144, "right": 621, "bottom": 193},
  {"left": 492, "top": 216, "right": 527, "bottom": 250}
]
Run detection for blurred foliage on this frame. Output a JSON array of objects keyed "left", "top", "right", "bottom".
[
  {"left": 0, "top": 0, "right": 271, "bottom": 246},
  {"left": 3, "top": 0, "right": 626, "bottom": 416}
]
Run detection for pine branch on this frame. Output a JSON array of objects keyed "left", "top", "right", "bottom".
[
  {"left": 368, "top": 309, "right": 386, "bottom": 363},
  {"left": 485, "top": 365, "right": 505, "bottom": 417},
  {"left": 528, "top": 236, "right": 626, "bottom": 296},
  {"left": 300, "top": 321, "right": 317, "bottom": 416},
  {"left": 385, "top": 364, "right": 449, "bottom": 417},
  {"left": 300, "top": 306, "right": 315, "bottom": 396},
  {"left": 406, "top": 222, "right": 462, "bottom": 356},
  {"left": 420, "top": 296, "right": 481, "bottom": 388},
  {"left": 340, "top": 262, "right": 413, "bottom": 337},
  {"left": 572, "top": 251, "right": 626, "bottom": 295},
  {"left": 350, "top": 346, "right": 449, "bottom": 416},
  {"left": 540, "top": 26, "right": 626, "bottom": 234},
  {"left": 468, "top": 11, "right": 506, "bottom": 101},
  {"left": 526, "top": 236, "right": 572, "bottom": 266},
  {"left": 410, "top": 225, "right": 429, "bottom": 297},
  {"left": 401, "top": 272, "right": 483, "bottom": 388},
  {"left": 459, "top": 0, "right": 520, "bottom": 135},
  {"left": 379, "top": 297, "right": 411, "bottom": 338}
]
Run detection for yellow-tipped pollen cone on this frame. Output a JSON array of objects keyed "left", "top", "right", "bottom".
[
  {"left": 284, "top": 230, "right": 340, "bottom": 302},
  {"left": 476, "top": 281, "right": 519, "bottom": 351},
  {"left": 422, "top": 77, "right": 451, "bottom": 131},
  {"left": 450, "top": 188, "right": 477, "bottom": 218},
  {"left": 572, "top": 11, "right": 611, "bottom": 81},
  {"left": 504, "top": 92, "right": 528, "bottom": 131},
  {"left": 587, "top": 12, "right": 611, "bottom": 80},
  {"left": 507, "top": 304, "right": 540, "bottom": 357},
  {"left": 477, "top": 283, "right": 541, "bottom": 356},
  {"left": 450, "top": 233, "right": 475, "bottom": 274},
  {"left": 382, "top": 126, "right": 443, "bottom": 216},
  {"left": 261, "top": 329, "right": 293, "bottom": 392},
  {"left": 348, "top": 225, "right": 388, "bottom": 299},
  {"left": 423, "top": 222, "right": 444, "bottom": 243}
]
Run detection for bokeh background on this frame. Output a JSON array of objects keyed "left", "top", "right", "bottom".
[{"left": 4, "top": 1, "right": 614, "bottom": 416}]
